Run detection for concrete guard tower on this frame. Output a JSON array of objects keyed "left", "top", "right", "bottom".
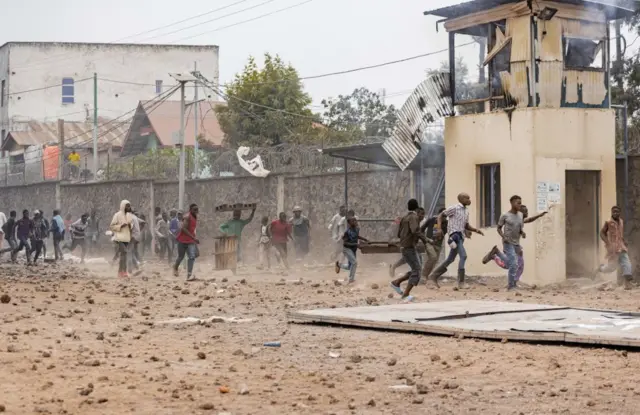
[{"left": 424, "top": 0, "right": 639, "bottom": 284}]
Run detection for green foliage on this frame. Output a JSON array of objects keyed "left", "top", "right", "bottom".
[
  {"left": 320, "top": 87, "right": 398, "bottom": 143},
  {"left": 107, "top": 148, "right": 209, "bottom": 180},
  {"left": 216, "top": 54, "right": 317, "bottom": 147}
]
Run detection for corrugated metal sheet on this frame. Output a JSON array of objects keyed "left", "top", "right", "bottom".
[
  {"left": 500, "top": 62, "right": 531, "bottom": 107},
  {"left": 506, "top": 15, "right": 531, "bottom": 62},
  {"left": 382, "top": 73, "right": 452, "bottom": 171},
  {"left": 563, "top": 70, "right": 606, "bottom": 104},
  {"left": 2, "top": 118, "right": 131, "bottom": 151},
  {"left": 538, "top": 61, "right": 564, "bottom": 107},
  {"left": 538, "top": 18, "right": 563, "bottom": 62},
  {"left": 562, "top": 18, "right": 606, "bottom": 39}
]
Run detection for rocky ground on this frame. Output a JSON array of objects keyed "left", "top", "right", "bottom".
[{"left": 0, "top": 253, "right": 639, "bottom": 415}]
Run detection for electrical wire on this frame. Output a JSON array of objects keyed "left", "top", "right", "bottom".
[
  {"left": 171, "top": 0, "right": 315, "bottom": 43},
  {"left": 30, "top": 85, "right": 180, "bottom": 165},
  {"left": 8, "top": 0, "right": 254, "bottom": 72},
  {"left": 137, "top": 0, "right": 280, "bottom": 43},
  {"left": 8, "top": 77, "right": 92, "bottom": 96}
]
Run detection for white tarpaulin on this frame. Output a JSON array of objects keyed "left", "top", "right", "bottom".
[{"left": 236, "top": 146, "right": 270, "bottom": 177}]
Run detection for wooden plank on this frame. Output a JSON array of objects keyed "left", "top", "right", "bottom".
[{"left": 443, "top": 2, "right": 529, "bottom": 33}]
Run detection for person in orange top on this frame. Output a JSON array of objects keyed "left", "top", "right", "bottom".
[{"left": 595, "top": 206, "right": 633, "bottom": 290}]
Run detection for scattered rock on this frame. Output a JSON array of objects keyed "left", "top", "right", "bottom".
[
  {"left": 0, "top": 294, "right": 10, "bottom": 304},
  {"left": 365, "top": 375, "right": 376, "bottom": 382},
  {"left": 199, "top": 403, "right": 215, "bottom": 410},
  {"left": 121, "top": 311, "right": 133, "bottom": 319},
  {"left": 412, "top": 397, "right": 424, "bottom": 404},
  {"left": 430, "top": 354, "right": 441, "bottom": 362},
  {"left": 350, "top": 354, "right": 362, "bottom": 364},
  {"left": 371, "top": 283, "right": 379, "bottom": 289},
  {"left": 6, "top": 345, "right": 16, "bottom": 353},
  {"left": 367, "top": 399, "right": 376, "bottom": 407},
  {"left": 62, "top": 328, "right": 75, "bottom": 338},
  {"left": 387, "top": 358, "right": 397, "bottom": 366},
  {"left": 239, "top": 385, "right": 249, "bottom": 395},
  {"left": 197, "top": 352, "right": 206, "bottom": 360},
  {"left": 188, "top": 300, "right": 202, "bottom": 308}
]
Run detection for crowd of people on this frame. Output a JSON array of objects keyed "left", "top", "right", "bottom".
[{"left": 0, "top": 195, "right": 632, "bottom": 293}]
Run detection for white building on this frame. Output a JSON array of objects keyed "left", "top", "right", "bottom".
[{"left": 0, "top": 41, "right": 220, "bottom": 152}]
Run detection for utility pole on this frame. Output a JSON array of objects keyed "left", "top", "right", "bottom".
[
  {"left": 615, "top": 20, "right": 623, "bottom": 90},
  {"left": 169, "top": 73, "right": 198, "bottom": 211},
  {"left": 193, "top": 62, "right": 200, "bottom": 179},
  {"left": 92, "top": 72, "right": 98, "bottom": 178}
]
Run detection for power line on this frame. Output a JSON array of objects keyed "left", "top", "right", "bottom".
[
  {"left": 9, "top": 0, "right": 255, "bottom": 72},
  {"left": 113, "top": 0, "right": 253, "bottom": 43},
  {"left": 171, "top": 0, "right": 315, "bottom": 43},
  {"left": 8, "top": 77, "right": 92, "bottom": 96},
  {"left": 137, "top": 0, "right": 280, "bottom": 43}
]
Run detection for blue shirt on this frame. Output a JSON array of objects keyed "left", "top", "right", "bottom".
[
  {"left": 343, "top": 227, "right": 359, "bottom": 252},
  {"left": 169, "top": 218, "right": 180, "bottom": 235}
]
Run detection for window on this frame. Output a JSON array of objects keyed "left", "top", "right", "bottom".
[
  {"left": 61, "top": 78, "right": 74, "bottom": 104},
  {"left": 155, "top": 80, "right": 163, "bottom": 94},
  {"left": 1, "top": 80, "right": 5, "bottom": 107},
  {"left": 478, "top": 163, "right": 501, "bottom": 227},
  {"left": 563, "top": 37, "right": 604, "bottom": 70}
]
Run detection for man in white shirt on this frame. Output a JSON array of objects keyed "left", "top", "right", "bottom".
[
  {"left": 428, "top": 193, "right": 484, "bottom": 289},
  {"left": 328, "top": 206, "right": 347, "bottom": 261}
]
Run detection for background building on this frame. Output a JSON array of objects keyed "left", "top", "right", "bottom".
[{"left": 0, "top": 41, "right": 220, "bottom": 154}]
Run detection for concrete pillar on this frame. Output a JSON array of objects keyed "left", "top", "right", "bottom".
[{"left": 277, "top": 175, "right": 285, "bottom": 214}]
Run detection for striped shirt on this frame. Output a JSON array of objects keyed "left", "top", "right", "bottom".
[{"left": 443, "top": 203, "right": 468, "bottom": 235}]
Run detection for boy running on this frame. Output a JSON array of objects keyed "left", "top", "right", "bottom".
[
  {"left": 482, "top": 204, "right": 547, "bottom": 287},
  {"left": 334, "top": 216, "right": 369, "bottom": 283},
  {"left": 257, "top": 216, "right": 272, "bottom": 270}
]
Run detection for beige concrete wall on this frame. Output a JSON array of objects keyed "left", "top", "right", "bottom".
[{"left": 444, "top": 108, "right": 615, "bottom": 285}]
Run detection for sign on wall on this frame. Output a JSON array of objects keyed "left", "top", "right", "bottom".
[{"left": 536, "top": 181, "right": 561, "bottom": 212}]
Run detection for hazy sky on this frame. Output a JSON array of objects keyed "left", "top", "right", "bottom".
[
  {"left": 1, "top": 0, "right": 634, "bottom": 111},
  {"left": 0, "top": 0, "right": 483, "bottom": 110}
]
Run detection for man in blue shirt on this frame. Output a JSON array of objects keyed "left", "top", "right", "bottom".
[
  {"left": 334, "top": 216, "right": 369, "bottom": 283},
  {"left": 168, "top": 209, "right": 181, "bottom": 261}
]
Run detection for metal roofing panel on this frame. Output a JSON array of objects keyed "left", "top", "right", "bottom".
[
  {"left": 2, "top": 119, "right": 131, "bottom": 151},
  {"left": 425, "top": 0, "right": 640, "bottom": 21},
  {"left": 382, "top": 73, "right": 452, "bottom": 171},
  {"left": 142, "top": 100, "right": 225, "bottom": 147}
]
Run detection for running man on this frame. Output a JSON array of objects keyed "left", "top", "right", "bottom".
[
  {"left": 389, "top": 207, "right": 426, "bottom": 277},
  {"left": 328, "top": 206, "right": 347, "bottom": 262},
  {"left": 390, "top": 199, "right": 432, "bottom": 302},
  {"left": 482, "top": 204, "right": 547, "bottom": 287},
  {"left": 270, "top": 212, "right": 292, "bottom": 270},
  {"left": 421, "top": 207, "right": 447, "bottom": 281},
  {"left": 109, "top": 200, "right": 133, "bottom": 278},
  {"left": 334, "top": 216, "right": 369, "bottom": 283},
  {"left": 0, "top": 211, "right": 17, "bottom": 259},
  {"left": 68, "top": 213, "right": 89, "bottom": 263},
  {"left": 257, "top": 216, "right": 272, "bottom": 270},
  {"left": 31, "top": 211, "right": 49, "bottom": 265},
  {"left": 12, "top": 210, "right": 33, "bottom": 265},
  {"left": 51, "top": 209, "right": 65, "bottom": 261},
  {"left": 174, "top": 203, "right": 199, "bottom": 281},
  {"left": 429, "top": 193, "right": 484, "bottom": 288},
  {"left": 219, "top": 206, "right": 256, "bottom": 265},
  {"left": 595, "top": 206, "right": 633, "bottom": 289},
  {"left": 290, "top": 206, "right": 311, "bottom": 260}
]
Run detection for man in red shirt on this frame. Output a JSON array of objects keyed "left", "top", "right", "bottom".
[
  {"left": 270, "top": 212, "right": 292, "bottom": 270},
  {"left": 174, "top": 203, "right": 199, "bottom": 281}
]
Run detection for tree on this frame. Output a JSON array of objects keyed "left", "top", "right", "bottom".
[
  {"left": 216, "top": 54, "right": 316, "bottom": 147},
  {"left": 320, "top": 87, "right": 397, "bottom": 143}
]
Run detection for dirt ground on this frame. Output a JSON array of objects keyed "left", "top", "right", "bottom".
[{"left": 1, "top": 252, "right": 639, "bottom": 415}]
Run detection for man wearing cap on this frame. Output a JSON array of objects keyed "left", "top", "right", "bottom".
[
  {"left": 290, "top": 206, "right": 311, "bottom": 260},
  {"left": 220, "top": 206, "right": 256, "bottom": 264}
]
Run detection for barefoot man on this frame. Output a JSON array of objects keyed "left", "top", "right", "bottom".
[
  {"left": 595, "top": 206, "right": 633, "bottom": 290},
  {"left": 429, "top": 193, "right": 484, "bottom": 288}
]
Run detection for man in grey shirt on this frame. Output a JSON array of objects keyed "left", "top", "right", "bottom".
[{"left": 497, "top": 195, "right": 525, "bottom": 290}]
